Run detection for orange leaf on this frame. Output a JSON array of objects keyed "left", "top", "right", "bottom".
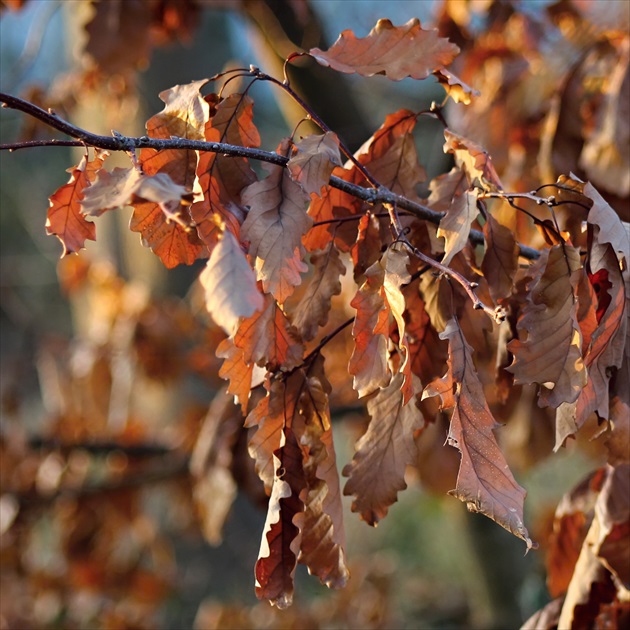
[
  {"left": 241, "top": 139, "right": 312, "bottom": 303},
  {"left": 423, "top": 318, "right": 534, "bottom": 549},
  {"left": 508, "top": 245, "right": 587, "bottom": 408},
  {"left": 287, "top": 132, "right": 342, "bottom": 196},
  {"left": 234, "top": 293, "right": 303, "bottom": 371},
  {"left": 343, "top": 372, "right": 425, "bottom": 525},
  {"left": 191, "top": 93, "right": 260, "bottom": 249},
  {"left": 216, "top": 337, "right": 255, "bottom": 415},
  {"left": 444, "top": 130, "right": 503, "bottom": 191},
  {"left": 200, "top": 230, "right": 263, "bottom": 336},
  {"left": 46, "top": 151, "right": 106, "bottom": 256},
  {"left": 310, "top": 18, "right": 459, "bottom": 82}
]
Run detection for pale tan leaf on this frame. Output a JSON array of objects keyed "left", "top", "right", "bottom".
[
  {"left": 287, "top": 132, "right": 342, "bottom": 196},
  {"left": 241, "top": 139, "right": 312, "bottom": 303},
  {"left": 437, "top": 189, "right": 478, "bottom": 266},
  {"left": 343, "top": 372, "right": 425, "bottom": 525},
  {"left": 310, "top": 18, "right": 459, "bottom": 82},
  {"left": 200, "top": 231, "right": 263, "bottom": 337}
]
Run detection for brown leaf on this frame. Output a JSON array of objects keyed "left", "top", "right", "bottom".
[
  {"left": 351, "top": 214, "right": 382, "bottom": 283},
  {"left": 233, "top": 293, "right": 303, "bottom": 372},
  {"left": 423, "top": 318, "right": 534, "bottom": 548},
  {"left": 255, "top": 427, "right": 305, "bottom": 609},
  {"left": 287, "top": 132, "right": 342, "bottom": 196},
  {"left": 46, "top": 152, "right": 106, "bottom": 256},
  {"left": 343, "top": 372, "right": 424, "bottom": 525},
  {"left": 192, "top": 93, "right": 260, "bottom": 249},
  {"left": 444, "top": 130, "right": 503, "bottom": 191},
  {"left": 199, "top": 230, "right": 263, "bottom": 337},
  {"left": 290, "top": 244, "right": 346, "bottom": 343},
  {"left": 190, "top": 391, "right": 242, "bottom": 545},
  {"left": 310, "top": 18, "right": 459, "bottom": 82},
  {"left": 241, "top": 139, "right": 312, "bottom": 303},
  {"left": 481, "top": 212, "right": 519, "bottom": 304},
  {"left": 434, "top": 68, "right": 480, "bottom": 104},
  {"left": 508, "top": 245, "right": 587, "bottom": 409},
  {"left": 293, "top": 357, "right": 348, "bottom": 589},
  {"left": 437, "top": 189, "right": 478, "bottom": 266}
]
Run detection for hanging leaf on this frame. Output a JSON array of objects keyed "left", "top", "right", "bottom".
[
  {"left": 287, "top": 132, "right": 342, "bottom": 196},
  {"left": 423, "top": 318, "right": 535, "bottom": 549},
  {"left": 343, "top": 372, "right": 425, "bottom": 525},
  {"left": 437, "top": 189, "right": 478, "bottom": 266},
  {"left": 444, "top": 130, "right": 503, "bottom": 191},
  {"left": 481, "top": 212, "right": 520, "bottom": 304},
  {"left": 241, "top": 139, "right": 312, "bottom": 303}
]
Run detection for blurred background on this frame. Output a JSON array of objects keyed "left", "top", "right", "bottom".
[{"left": 2, "top": 1, "right": 624, "bottom": 628}]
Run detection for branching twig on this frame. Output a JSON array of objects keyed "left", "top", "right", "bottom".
[{"left": 0, "top": 91, "right": 540, "bottom": 261}]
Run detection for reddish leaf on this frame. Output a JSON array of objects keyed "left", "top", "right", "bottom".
[
  {"left": 508, "top": 245, "right": 587, "bottom": 409},
  {"left": 351, "top": 213, "right": 382, "bottom": 283},
  {"left": 293, "top": 357, "right": 348, "bottom": 589},
  {"left": 241, "top": 139, "right": 312, "bottom": 303},
  {"left": 424, "top": 318, "right": 534, "bottom": 548},
  {"left": 343, "top": 372, "right": 425, "bottom": 525},
  {"left": 290, "top": 244, "right": 346, "bottom": 343},
  {"left": 287, "top": 132, "right": 342, "bottom": 196},
  {"left": 233, "top": 293, "right": 303, "bottom": 372},
  {"left": 200, "top": 230, "right": 263, "bottom": 336},
  {"left": 310, "top": 18, "right": 459, "bottom": 82},
  {"left": 255, "top": 427, "right": 305, "bottom": 609},
  {"left": 192, "top": 93, "right": 260, "bottom": 249},
  {"left": 46, "top": 152, "right": 106, "bottom": 256},
  {"left": 481, "top": 212, "right": 520, "bottom": 304}
]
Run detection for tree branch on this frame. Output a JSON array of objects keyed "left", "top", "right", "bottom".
[{"left": 0, "top": 91, "right": 539, "bottom": 261}]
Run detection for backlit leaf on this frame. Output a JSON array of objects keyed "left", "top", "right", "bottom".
[
  {"left": 200, "top": 230, "right": 263, "bottom": 337},
  {"left": 444, "top": 130, "right": 503, "bottom": 191},
  {"left": 310, "top": 18, "right": 459, "bottom": 82},
  {"left": 242, "top": 139, "right": 312, "bottom": 303},
  {"left": 424, "top": 318, "right": 534, "bottom": 549},
  {"left": 437, "top": 189, "right": 478, "bottom": 266},
  {"left": 46, "top": 151, "right": 106, "bottom": 256},
  {"left": 287, "top": 132, "right": 342, "bottom": 196},
  {"left": 343, "top": 372, "right": 425, "bottom": 525}
]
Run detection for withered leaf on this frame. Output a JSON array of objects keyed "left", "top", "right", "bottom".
[
  {"left": 423, "top": 318, "right": 534, "bottom": 549},
  {"left": 290, "top": 245, "right": 346, "bottom": 343},
  {"left": 508, "top": 245, "right": 587, "bottom": 408},
  {"left": 216, "top": 338, "right": 254, "bottom": 415},
  {"left": 46, "top": 151, "right": 106, "bottom": 256},
  {"left": 481, "top": 212, "right": 520, "bottom": 304},
  {"left": 192, "top": 93, "right": 260, "bottom": 249},
  {"left": 287, "top": 132, "right": 342, "bottom": 196},
  {"left": 255, "top": 428, "right": 304, "bottom": 609},
  {"left": 310, "top": 18, "right": 459, "bottom": 82},
  {"left": 241, "top": 139, "right": 312, "bottom": 303},
  {"left": 437, "top": 189, "right": 478, "bottom": 266},
  {"left": 444, "top": 130, "right": 503, "bottom": 191},
  {"left": 200, "top": 230, "right": 263, "bottom": 337},
  {"left": 343, "top": 372, "right": 424, "bottom": 525}
]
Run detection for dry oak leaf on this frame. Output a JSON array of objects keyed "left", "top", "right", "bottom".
[
  {"left": 343, "top": 372, "right": 425, "bottom": 526},
  {"left": 481, "top": 212, "right": 520, "bottom": 304},
  {"left": 290, "top": 244, "right": 346, "bottom": 343},
  {"left": 287, "top": 132, "right": 342, "bottom": 196},
  {"left": 423, "top": 318, "right": 534, "bottom": 549},
  {"left": 241, "top": 139, "right": 312, "bottom": 303},
  {"left": 255, "top": 427, "right": 305, "bottom": 609},
  {"left": 310, "top": 18, "right": 459, "bottom": 82},
  {"left": 434, "top": 67, "right": 480, "bottom": 105},
  {"left": 46, "top": 151, "right": 107, "bottom": 256},
  {"left": 216, "top": 337, "right": 255, "bottom": 415},
  {"left": 200, "top": 230, "right": 263, "bottom": 337},
  {"left": 507, "top": 245, "right": 587, "bottom": 409},
  {"left": 192, "top": 93, "right": 260, "bottom": 249},
  {"left": 437, "top": 189, "right": 478, "bottom": 266},
  {"left": 443, "top": 130, "right": 503, "bottom": 191}
]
